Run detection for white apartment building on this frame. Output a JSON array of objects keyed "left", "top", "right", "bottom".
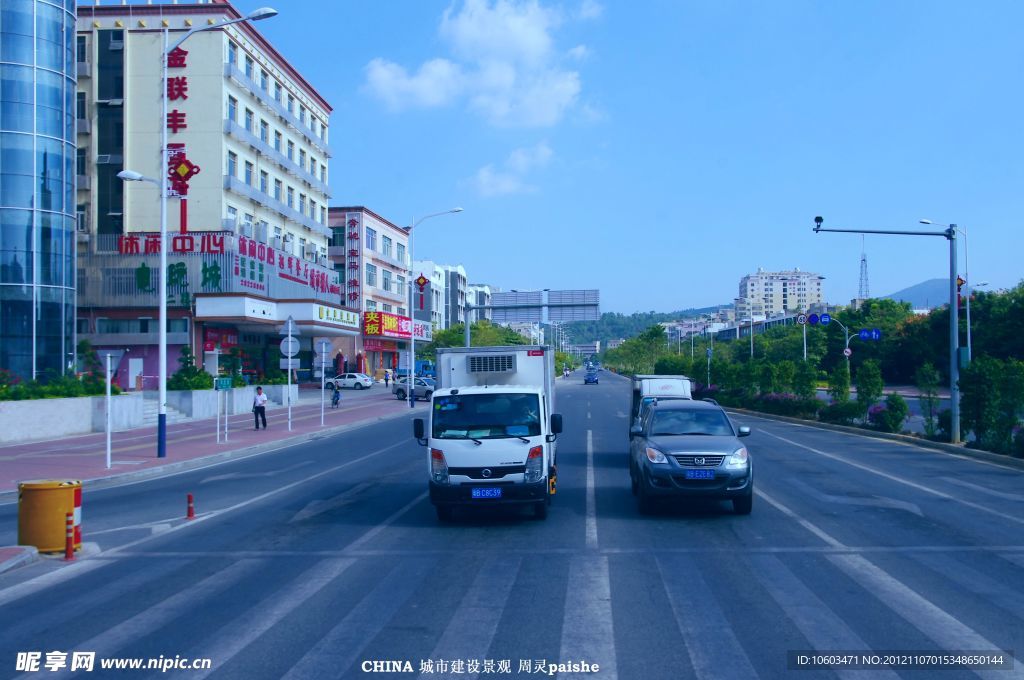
[
  {"left": 467, "top": 283, "right": 492, "bottom": 323},
  {"left": 412, "top": 259, "right": 447, "bottom": 330},
  {"left": 733, "top": 268, "right": 825, "bottom": 320},
  {"left": 443, "top": 264, "right": 468, "bottom": 328}
]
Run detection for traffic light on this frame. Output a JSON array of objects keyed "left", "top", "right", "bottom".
[{"left": 956, "top": 276, "right": 966, "bottom": 293}]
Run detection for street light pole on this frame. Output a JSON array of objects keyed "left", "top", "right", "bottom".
[
  {"left": 407, "top": 208, "right": 463, "bottom": 409},
  {"left": 814, "top": 217, "right": 961, "bottom": 443}
]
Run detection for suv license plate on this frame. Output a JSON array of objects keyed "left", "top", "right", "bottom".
[
  {"left": 471, "top": 487, "right": 503, "bottom": 499},
  {"left": 684, "top": 469, "right": 715, "bottom": 480}
]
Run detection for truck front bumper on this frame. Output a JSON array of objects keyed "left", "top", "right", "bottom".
[{"left": 430, "top": 480, "right": 549, "bottom": 506}]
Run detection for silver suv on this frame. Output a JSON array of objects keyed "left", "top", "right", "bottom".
[{"left": 392, "top": 376, "right": 435, "bottom": 401}]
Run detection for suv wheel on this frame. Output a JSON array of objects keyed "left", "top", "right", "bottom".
[
  {"left": 423, "top": 391, "right": 432, "bottom": 402},
  {"left": 733, "top": 491, "right": 753, "bottom": 515},
  {"left": 395, "top": 389, "right": 406, "bottom": 400}
]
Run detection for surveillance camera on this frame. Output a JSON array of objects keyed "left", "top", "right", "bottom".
[{"left": 814, "top": 216, "right": 823, "bottom": 226}]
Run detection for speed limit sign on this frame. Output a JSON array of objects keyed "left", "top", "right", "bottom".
[
  {"left": 843, "top": 348, "right": 853, "bottom": 357},
  {"left": 797, "top": 314, "right": 808, "bottom": 325}
]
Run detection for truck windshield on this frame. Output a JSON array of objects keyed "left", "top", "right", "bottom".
[{"left": 432, "top": 393, "right": 542, "bottom": 439}]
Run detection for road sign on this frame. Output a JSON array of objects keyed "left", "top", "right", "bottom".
[
  {"left": 820, "top": 313, "right": 832, "bottom": 326},
  {"left": 797, "top": 314, "right": 808, "bottom": 325},
  {"left": 859, "top": 329, "right": 871, "bottom": 341},
  {"left": 843, "top": 348, "right": 852, "bottom": 357},
  {"left": 214, "top": 377, "right": 232, "bottom": 390},
  {"left": 280, "top": 336, "right": 299, "bottom": 358},
  {"left": 279, "top": 358, "right": 300, "bottom": 370},
  {"left": 871, "top": 328, "right": 882, "bottom": 341},
  {"left": 807, "top": 313, "right": 819, "bottom": 325},
  {"left": 278, "top": 315, "right": 298, "bottom": 336}
]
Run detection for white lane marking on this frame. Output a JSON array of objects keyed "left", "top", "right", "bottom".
[
  {"left": 586, "top": 429, "right": 598, "bottom": 550},
  {"left": 941, "top": 477, "right": 1024, "bottom": 502},
  {"left": 758, "top": 429, "right": 1024, "bottom": 527},
  {"left": 344, "top": 492, "right": 428, "bottom": 553},
  {"left": 827, "top": 553, "right": 1024, "bottom": 680},
  {"left": 185, "top": 558, "right": 356, "bottom": 680},
  {"left": 282, "top": 560, "right": 434, "bottom": 680},
  {"left": 785, "top": 477, "right": 923, "bottom": 516},
  {"left": 18, "top": 560, "right": 263, "bottom": 680},
  {"left": 657, "top": 554, "right": 758, "bottom": 680},
  {"left": 0, "top": 438, "right": 412, "bottom": 608},
  {"left": 755, "top": 489, "right": 845, "bottom": 549},
  {"left": 587, "top": 411, "right": 591, "bottom": 420},
  {"left": 559, "top": 555, "right": 617, "bottom": 680},
  {"left": 909, "top": 551, "right": 1024, "bottom": 619},
  {"left": 749, "top": 554, "right": 900, "bottom": 680},
  {"left": 999, "top": 553, "right": 1024, "bottom": 570},
  {"left": 418, "top": 556, "right": 521, "bottom": 680}
]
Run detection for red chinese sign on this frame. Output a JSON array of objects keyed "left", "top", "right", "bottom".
[
  {"left": 363, "top": 311, "right": 412, "bottom": 339},
  {"left": 363, "top": 339, "right": 397, "bottom": 352},
  {"left": 117, "top": 232, "right": 225, "bottom": 255},
  {"left": 203, "top": 327, "right": 238, "bottom": 351},
  {"left": 165, "top": 47, "right": 189, "bottom": 134}
]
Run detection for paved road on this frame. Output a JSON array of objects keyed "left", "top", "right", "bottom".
[{"left": 1, "top": 372, "right": 1022, "bottom": 679}]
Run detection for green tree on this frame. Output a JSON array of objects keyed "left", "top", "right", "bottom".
[
  {"left": 959, "top": 357, "right": 1024, "bottom": 454},
  {"left": 168, "top": 346, "right": 213, "bottom": 390},
  {"left": 855, "top": 359, "right": 884, "bottom": 415},
  {"left": 829, "top": 362, "right": 851, "bottom": 403},
  {"left": 914, "top": 361, "right": 941, "bottom": 438},
  {"left": 775, "top": 360, "right": 796, "bottom": 394},
  {"left": 793, "top": 361, "right": 818, "bottom": 400},
  {"left": 758, "top": 361, "right": 778, "bottom": 395}
]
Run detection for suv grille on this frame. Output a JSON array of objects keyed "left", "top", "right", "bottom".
[
  {"left": 467, "top": 354, "right": 516, "bottom": 373},
  {"left": 673, "top": 454, "right": 725, "bottom": 467}
]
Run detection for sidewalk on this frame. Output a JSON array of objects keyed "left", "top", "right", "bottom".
[{"left": 0, "top": 390, "right": 412, "bottom": 500}]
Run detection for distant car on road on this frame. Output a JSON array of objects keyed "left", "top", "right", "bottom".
[
  {"left": 629, "top": 399, "right": 752, "bottom": 515},
  {"left": 325, "top": 373, "right": 373, "bottom": 390},
  {"left": 584, "top": 372, "right": 599, "bottom": 385},
  {"left": 393, "top": 376, "right": 435, "bottom": 401}
]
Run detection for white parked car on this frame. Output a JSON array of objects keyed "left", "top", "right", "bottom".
[{"left": 325, "top": 373, "right": 373, "bottom": 390}]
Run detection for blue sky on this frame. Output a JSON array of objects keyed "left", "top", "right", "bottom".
[{"left": 232, "top": 0, "right": 1023, "bottom": 313}]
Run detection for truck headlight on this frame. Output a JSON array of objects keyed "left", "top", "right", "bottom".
[
  {"left": 726, "top": 447, "right": 749, "bottom": 469},
  {"left": 646, "top": 447, "right": 668, "bottom": 464}
]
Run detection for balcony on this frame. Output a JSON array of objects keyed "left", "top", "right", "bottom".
[
  {"left": 368, "top": 249, "right": 408, "bottom": 271},
  {"left": 224, "top": 62, "right": 330, "bottom": 157},
  {"left": 223, "top": 174, "right": 331, "bottom": 238},
  {"left": 76, "top": 118, "right": 91, "bottom": 135},
  {"left": 223, "top": 118, "right": 331, "bottom": 198},
  {"left": 375, "top": 286, "right": 407, "bottom": 304}
]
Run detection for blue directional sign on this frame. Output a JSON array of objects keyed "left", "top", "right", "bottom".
[
  {"left": 859, "top": 329, "right": 871, "bottom": 341},
  {"left": 820, "top": 313, "right": 832, "bottom": 326},
  {"left": 871, "top": 328, "right": 882, "bottom": 341},
  {"left": 807, "top": 313, "right": 820, "bottom": 326}
]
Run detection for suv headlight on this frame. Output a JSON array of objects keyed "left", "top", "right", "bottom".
[
  {"left": 726, "top": 447, "right": 749, "bottom": 469},
  {"left": 645, "top": 447, "right": 668, "bottom": 464}
]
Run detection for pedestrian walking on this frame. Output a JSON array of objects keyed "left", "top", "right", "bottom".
[
  {"left": 384, "top": 370, "right": 390, "bottom": 388},
  {"left": 253, "top": 386, "right": 268, "bottom": 430}
]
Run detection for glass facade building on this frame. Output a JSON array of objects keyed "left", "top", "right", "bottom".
[{"left": 0, "top": 1, "right": 77, "bottom": 380}]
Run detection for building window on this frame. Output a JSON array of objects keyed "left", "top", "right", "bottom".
[
  {"left": 259, "top": 119, "right": 269, "bottom": 143},
  {"left": 244, "top": 55, "right": 254, "bottom": 79},
  {"left": 298, "top": 237, "right": 306, "bottom": 258},
  {"left": 274, "top": 130, "right": 282, "bottom": 152},
  {"left": 244, "top": 108, "right": 254, "bottom": 132},
  {"left": 273, "top": 81, "right": 282, "bottom": 102},
  {"left": 299, "top": 149, "right": 306, "bottom": 169},
  {"left": 227, "top": 95, "right": 237, "bottom": 122},
  {"left": 260, "top": 69, "right": 269, "bottom": 91},
  {"left": 366, "top": 263, "right": 377, "bottom": 287},
  {"left": 76, "top": 148, "right": 86, "bottom": 175},
  {"left": 320, "top": 165, "right": 326, "bottom": 183},
  {"left": 309, "top": 158, "right": 316, "bottom": 178},
  {"left": 365, "top": 299, "right": 377, "bottom": 312},
  {"left": 396, "top": 243, "right": 405, "bottom": 263},
  {"left": 227, "top": 205, "right": 238, "bottom": 222},
  {"left": 382, "top": 303, "right": 393, "bottom": 313},
  {"left": 310, "top": 200, "right": 317, "bottom": 221},
  {"left": 319, "top": 206, "right": 326, "bottom": 224},
  {"left": 298, "top": 193, "right": 306, "bottom": 214},
  {"left": 244, "top": 161, "right": 254, "bottom": 186},
  {"left": 273, "top": 225, "right": 282, "bottom": 239},
  {"left": 397, "top": 275, "right": 405, "bottom": 292},
  {"left": 227, "top": 40, "right": 237, "bottom": 65},
  {"left": 299, "top": 105, "right": 306, "bottom": 125},
  {"left": 382, "top": 236, "right": 392, "bottom": 258},
  {"left": 227, "top": 151, "right": 237, "bottom": 177},
  {"left": 259, "top": 170, "right": 268, "bottom": 194},
  {"left": 383, "top": 269, "right": 392, "bottom": 292},
  {"left": 273, "top": 179, "right": 282, "bottom": 201},
  {"left": 286, "top": 140, "right": 294, "bottom": 161},
  {"left": 398, "top": 307, "right": 406, "bottom": 316},
  {"left": 287, "top": 94, "right": 295, "bottom": 114},
  {"left": 286, "top": 186, "right": 294, "bottom": 208},
  {"left": 77, "top": 35, "right": 87, "bottom": 63}
]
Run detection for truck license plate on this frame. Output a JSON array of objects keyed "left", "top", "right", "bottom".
[
  {"left": 471, "top": 487, "right": 503, "bottom": 499},
  {"left": 684, "top": 469, "right": 715, "bottom": 480}
]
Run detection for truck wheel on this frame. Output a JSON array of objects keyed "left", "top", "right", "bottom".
[
  {"left": 436, "top": 505, "right": 454, "bottom": 522},
  {"left": 395, "top": 389, "right": 406, "bottom": 400},
  {"left": 533, "top": 500, "right": 548, "bottom": 520}
]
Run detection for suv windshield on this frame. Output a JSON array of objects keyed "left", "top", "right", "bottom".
[
  {"left": 649, "top": 409, "right": 733, "bottom": 436},
  {"left": 432, "top": 393, "right": 541, "bottom": 439}
]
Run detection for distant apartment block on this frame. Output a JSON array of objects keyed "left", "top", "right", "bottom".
[{"left": 733, "top": 268, "right": 825, "bottom": 319}]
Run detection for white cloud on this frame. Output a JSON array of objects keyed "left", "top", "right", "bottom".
[
  {"left": 471, "top": 142, "right": 553, "bottom": 196},
  {"left": 364, "top": 58, "right": 464, "bottom": 110},
  {"left": 364, "top": 0, "right": 588, "bottom": 127},
  {"left": 578, "top": 0, "right": 603, "bottom": 20}
]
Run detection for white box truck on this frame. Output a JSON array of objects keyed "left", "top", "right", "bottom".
[
  {"left": 631, "top": 374, "right": 693, "bottom": 428},
  {"left": 413, "top": 345, "right": 563, "bottom": 522}
]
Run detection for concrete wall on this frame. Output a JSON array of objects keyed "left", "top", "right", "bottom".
[
  {"left": 261, "top": 384, "right": 298, "bottom": 407},
  {"left": 0, "top": 393, "right": 145, "bottom": 445}
]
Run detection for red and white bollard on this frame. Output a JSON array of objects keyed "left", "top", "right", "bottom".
[
  {"left": 186, "top": 493, "right": 195, "bottom": 520},
  {"left": 64, "top": 513, "right": 75, "bottom": 561},
  {"left": 73, "top": 485, "right": 82, "bottom": 547}
]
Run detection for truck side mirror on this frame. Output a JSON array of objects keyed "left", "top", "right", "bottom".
[
  {"left": 629, "top": 424, "right": 642, "bottom": 438},
  {"left": 550, "top": 413, "right": 563, "bottom": 434},
  {"left": 413, "top": 418, "right": 426, "bottom": 444}
]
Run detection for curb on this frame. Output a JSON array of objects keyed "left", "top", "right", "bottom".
[
  {"left": 0, "top": 408, "right": 414, "bottom": 503},
  {"left": 727, "top": 408, "right": 1024, "bottom": 471},
  {"left": 0, "top": 546, "right": 40, "bottom": 576}
]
